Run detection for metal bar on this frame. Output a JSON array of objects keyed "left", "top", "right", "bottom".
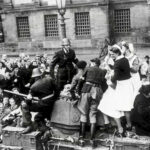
[{"left": 3, "top": 89, "right": 39, "bottom": 101}]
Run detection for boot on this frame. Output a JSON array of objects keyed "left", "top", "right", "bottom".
[
  {"left": 78, "top": 122, "right": 86, "bottom": 147},
  {"left": 90, "top": 123, "right": 97, "bottom": 148}
]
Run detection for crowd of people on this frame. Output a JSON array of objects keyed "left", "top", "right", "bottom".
[{"left": 0, "top": 38, "right": 149, "bottom": 148}]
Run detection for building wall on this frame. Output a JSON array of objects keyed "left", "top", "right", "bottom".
[
  {"left": 0, "top": 1, "right": 109, "bottom": 53},
  {"left": 109, "top": 0, "right": 150, "bottom": 45},
  {"left": 1, "top": 0, "right": 150, "bottom": 55}
]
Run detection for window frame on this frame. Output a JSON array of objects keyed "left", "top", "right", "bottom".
[
  {"left": 74, "top": 12, "right": 91, "bottom": 39},
  {"left": 16, "top": 16, "right": 31, "bottom": 41},
  {"left": 114, "top": 9, "right": 131, "bottom": 34},
  {"left": 44, "top": 14, "right": 59, "bottom": 40}
]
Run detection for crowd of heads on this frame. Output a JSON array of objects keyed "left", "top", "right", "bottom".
[
  {"left": 0, "top": 39, "right": 149, "bottom": 128},
  {"left": 0, "top": 53, "right": 53, "bottom": 127}
]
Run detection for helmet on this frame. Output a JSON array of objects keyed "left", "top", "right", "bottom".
[
  {"left": 61, "top": 38, "right": 71, "bottom": 46},
  {"left": 31, "top": 68, "right": 42, "bottom": 78}
]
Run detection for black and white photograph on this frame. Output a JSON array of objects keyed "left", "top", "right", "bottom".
[{"left": 0, "top": 0, "right": 149, "bottom": 149}]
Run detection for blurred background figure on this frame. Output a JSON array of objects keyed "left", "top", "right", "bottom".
[
  {"left": 123, "top": 42, "right": 141, "bottom": 103},
  {"left": 139, "top": 55, "right": 150, "bottom": 82}
]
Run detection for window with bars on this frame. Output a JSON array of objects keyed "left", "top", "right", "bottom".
[
  {"left": 44, "top": 14, "right": 59, "bottom": 37},
  {"left": 75, "top": 12, "right": 91, "bottom": 37},
  {"left": 114, "top": 9, "right": 130, "bottom": 33},
  {"left": 16, "top": 17, "right": 30, "bottom": 38}
]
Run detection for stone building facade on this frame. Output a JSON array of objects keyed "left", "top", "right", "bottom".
[
  {"left": 0, "top": 0, "right": 109, "bottom": 54},
  {"left": 0, "top": 0, "right": 149, "bottom": 54},
  {"left": 110, "top": 0, "right": 150, "bottom": 46}
]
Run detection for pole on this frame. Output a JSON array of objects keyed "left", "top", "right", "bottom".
[
  {"left": 3, "top": 89, "right": 39, "bottom": 101},
  {"left": 60, "top": 14, "right": 66, "bottom": 39}
]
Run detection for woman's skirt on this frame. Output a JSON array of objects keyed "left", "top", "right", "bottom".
[
  {"left": 98, "top": 86, "right": 124, "bottom": 119},
  {"left": 113, "top": 79, "right": 134, "bottom": 111}
]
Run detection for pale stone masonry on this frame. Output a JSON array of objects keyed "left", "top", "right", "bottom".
[
  {"left": 110, "top": 0, "right": 150, "bottom": 45},
  {"left": 0, "top": 0, "right": 149, "bottom": 54}
]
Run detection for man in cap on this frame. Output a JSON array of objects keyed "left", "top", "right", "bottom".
[
  {"left": 50, "top": 38, "right": 78, "bottom": 92},
  {"left": 21, "top": 68, "right": 58, "bottom": 134},
  {"left": 77, "top": 58, "right": 105, "bottom": 148}
]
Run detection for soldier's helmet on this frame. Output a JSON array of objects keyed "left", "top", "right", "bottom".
[
  {"left": 31, "top": 68, "right": 42, "bottom": 78},
  {"left": 61, "top": 38, "right": 71, "bottom": 46}
]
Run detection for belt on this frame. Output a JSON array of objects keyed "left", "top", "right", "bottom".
[{"left": 86, "top": 82, "right": 101, "bottom": 87}]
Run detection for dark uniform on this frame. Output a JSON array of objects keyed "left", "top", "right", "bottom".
[
  {"left": 16, "top": 66, "right": 32, "bottom": 94},
  {"left": 21, "top": 76, "right": 58, "bottom": 129},
  {"left": 131, "top": 84, "right": 150, "bottom": 136},
  {"left": 78, "top": 65, "right": 104, "bottom": 124},
  {"left": 50, "top": 48, "right": 78, "bottom": 91},
  {"left": 77, "top": 58, "right": 105, "bottom": 147}
]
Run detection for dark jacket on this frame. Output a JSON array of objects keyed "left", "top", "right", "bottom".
[
  {"left": 50, "top": 48, "right": 78, "bottom": 90},
  {"left": 30, "top": 76, "right": 58, "bottom": 105},
  {"left": 15, "top": 66, "right": 32, "bottom": 94},
  {"left": 50, "top": 48, "right": 78, "bottom": 69},
  {"left": 81, "top": 66, "right": 105, "bottom": 93},
  {"left": 112, "top": 57, "right": 131, "bottom": 82},
  {"left": 131, "top": 93, "right": 150, "bottom": 135}
]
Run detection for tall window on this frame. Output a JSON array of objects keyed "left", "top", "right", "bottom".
[
  {"left": 16, "top": 17, "right": 30, "bottom": 38},
  {"left": 75, "top": 12, "right": 91, "bottom": 37},
  {"left": 114, "top": 9, "right": 130, "bottom": 33},
  {"left": 44, "top": 14, "right": 59, "bottom": 37}
]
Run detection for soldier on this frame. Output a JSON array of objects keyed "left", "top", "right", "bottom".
[
  {"left": 50, "top": 38, "right": 78, "bottom": 92},
  {"left": 21, "top": 68, "right": 58, "bottom": 134},
  {"left": 77, "top": 58, "right": 105, "bottom": 148}
]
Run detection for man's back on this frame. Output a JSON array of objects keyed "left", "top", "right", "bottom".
[
  {"left": 30, "top": 76, "right": 55, "bottom": 99},
  {"left": 83, "top": 66, "right": 105, "bottom": 85}
]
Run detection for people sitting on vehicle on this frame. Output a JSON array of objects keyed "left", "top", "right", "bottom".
[{"left": 21, "top": 68, "right": 58, "bottom": 134}]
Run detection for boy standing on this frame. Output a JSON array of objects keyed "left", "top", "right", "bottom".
[{"left": 77, "top": 58, "right": 105, "bottom": 148}]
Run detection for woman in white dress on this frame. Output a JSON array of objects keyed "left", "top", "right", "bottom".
[
  {"left": 98, "top": 49, "right": 124, "bottom": 128},
  {"left": 98, "top": 44, "right": 134, "bottom": 136}
]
